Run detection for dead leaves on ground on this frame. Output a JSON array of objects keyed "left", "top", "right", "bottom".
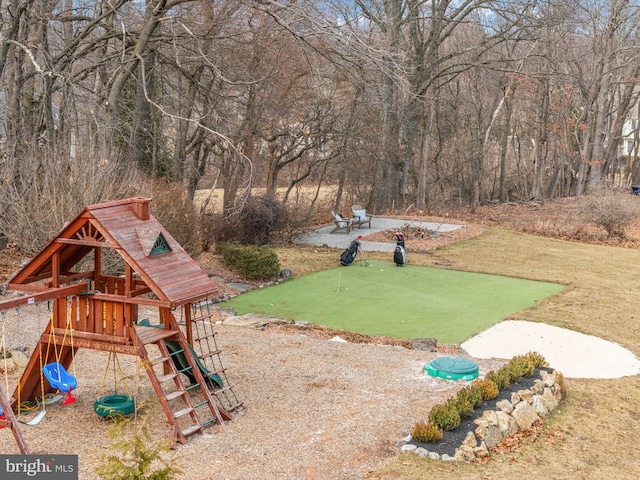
[{"left": 473, "top": 422, "right": 566, "bottom": 465}]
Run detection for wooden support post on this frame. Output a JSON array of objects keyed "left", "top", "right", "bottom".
[
  {"left": 185, "top": 304, "right": 193, "bottom": 346},
  {"left": 0, "top": 379, "right": 30, "bottom": 453}
]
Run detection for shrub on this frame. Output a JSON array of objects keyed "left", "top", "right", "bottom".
[
  {"left": 472, "top": 378, "right": 499, "bottom": 401},
  {"left": 428, "top": 400, "right": 461, "bottom": 431},
  {"left": 417, "top": 353, "right": 553, "bottom": 446},
  {"left": 216, "top": 241, "right": 280, "bottom": 280},
  {"left": 523, "top": 351, "right": 547, "bottom": 369},
  {"left": 95, "top": 414, "right": 182, "bottom": 480},
  {"left": 411, "top": 421, "right": 443, "bottom": 443},
  {"left": 0, "top": 155, "right": 142, "bottom": 255},
  {"left": 454, "top": 398, "right": 474, "bottom": 419},
  {"left": 205, "top": 194, "right": 288, "bottom": 247},
  {"left": 203, "top": 213, "right": 241, "bottom": 247},
  {"left": 582, "top": 191, "right": 640, "bottom": 238},
  {"left": 500, "top": 363, "right": 523, "bottom": 383},
  {"left": 239, "top": 194, "right": 288, "bottom": 246},
  {"left": 509, "top": 355, "right": 536, "bottom": 378},
  {"left": 485, "top": 369, "right": 510, "bottom": 391},
  {"left": 216, "top": 241, "right": 243, "bottom": 266},
  {"left": 555, "top": 371, "right": 567, "bottom": 399},
  {"left": 458, "top": 384, "right": 483, "bottom": 408}
]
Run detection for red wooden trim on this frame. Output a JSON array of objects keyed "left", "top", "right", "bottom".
[
  {"left": 130, "top": 286, "right": 152, "bottom": 297},
  {"left": 78, "top": 295, "right": 88, "bottom": 332},
  {"left": 106, "top": 277, "right": 114, "bottom": 294},
  {"left": 8, "top": 274, "right": 52, "bottom": 287},
  {"left": 90, "top": 292, "right": 171, "bottom": 308},
  {"left": 55, "top": 237, "right": 108, "bottom": 248},
  {"left": 86, "top": 197, "right": 151, "bottom": 212},
  {"left": 0, "top": 382, "right": 29, "bottom": 453},
  {"left": 125, "top": 264, "right": 132, "bottom": 297},
  {"left": 8, "top": 216, "right": 89, "bottom": 285},
  {"left": 49, "top": 329, "right": 129, "bottom": 345},
  {"left": 184, "top": 304, "right": 193, "bottom": 345},
  {"left": 0, "top": 284, "right": 88, "bottom": 311},
  {"left": 52, "top": 251, "right": 60, "bottom": 288},
  {"left": 105, "top": 300, "right": 114, "bottom": 336},
  {"left": 169, "top": 290, "right": 219, "bottom": 309},
  {"left": 131, "top": 197, "right": 151, "bottom": 220},
  {"left": 53, "top": 297, "right": 64, "bottom": 330},
  {"left": 59, "top": 337, "right": 137, "bottom": 355},
  {"left": 93, "top": 299, "right": 103, "bottom": 334},
  {"left": 94, "top": 245, "right": 102, "bottom": 279}
]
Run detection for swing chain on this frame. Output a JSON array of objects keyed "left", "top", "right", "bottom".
[{"left": 99, "top": 352, "right": 133, "bottom": 398}]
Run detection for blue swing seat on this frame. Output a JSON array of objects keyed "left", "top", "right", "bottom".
[{"left": 42, "top": 362, "right": 77, "bottom": 392}]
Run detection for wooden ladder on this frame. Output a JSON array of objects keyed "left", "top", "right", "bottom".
[
  {"left": 132, "top": 324, "right": 227, "bottom": 445},
  {"left": 0, "top": 381, "right": 29, "bottom": 454}
]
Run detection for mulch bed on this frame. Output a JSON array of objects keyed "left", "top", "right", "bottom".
[
  {"left": 408, "top": 368, "right": 551, "bottom": 459},
  {"left": 362, "top": 217, "right": 485, "bottom": 252}
]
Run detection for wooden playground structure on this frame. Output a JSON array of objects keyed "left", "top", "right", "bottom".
[{"left": 0, "top": 198, "right": 243, "bottom": 453}]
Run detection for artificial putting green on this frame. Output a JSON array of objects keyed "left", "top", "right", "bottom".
[{"left": 222, "top": 260, "right": 565, "bottom": 344}]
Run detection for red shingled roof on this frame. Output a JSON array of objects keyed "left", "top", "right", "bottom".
[{"left": 9, "top": 198, "right": 218, "bottom": 306}]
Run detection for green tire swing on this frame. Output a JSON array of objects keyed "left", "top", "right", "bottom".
[
  {"left": 94, "top": 394, "right": 135, "bottom": 418},
  {"left": 94, "top": 352, "right": 136, "bottom": 418}
]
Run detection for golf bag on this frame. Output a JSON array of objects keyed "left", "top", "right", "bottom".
[
  {"left": 340, "top": 237, "right": 361, "bottom": 266},
  {"left": 394, "top": 233, "right": 406, "bottom": 267}
]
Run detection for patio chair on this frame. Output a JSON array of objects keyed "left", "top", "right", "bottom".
[
  {"left": 330, "top": 211, "right": 352, "bottom": 234},
  {"left": 351, "top": 205, "right": 372, "bottom": 229}
]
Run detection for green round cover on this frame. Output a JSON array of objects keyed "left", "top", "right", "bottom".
[{"left": 424, "top": 356, "right": 479, "bottom": 380}]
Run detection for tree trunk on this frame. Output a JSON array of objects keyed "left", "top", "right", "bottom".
[
  {"left": 532, "top": 77, "right": 550, "bottom": 200},
  {"left": 417, "top": 98, "right": 436, "bottom": 210},
  {"left": 498, "top": 87, "right": 516, "bottom": 203},
  {"left": 372, "top": 0, "right": 403, "bottom": 213}
]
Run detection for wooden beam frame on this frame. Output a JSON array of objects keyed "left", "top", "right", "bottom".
[
  {"left": 55, "top": 237, "right": 111, "bottom": 248},
  {"left": 0, "top": 284, "right": 88, "bottom": 311}
]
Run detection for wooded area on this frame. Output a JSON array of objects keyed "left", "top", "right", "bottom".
[{"left": 1, "top": 0, "right": 640, "bottom": 251}]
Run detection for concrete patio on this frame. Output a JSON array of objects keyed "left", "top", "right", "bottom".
[{"left": 293, "top": 217, "right": 463, "bottom": 252}]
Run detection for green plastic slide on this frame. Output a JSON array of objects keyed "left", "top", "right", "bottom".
[
  {"left": 137, "top": 319, "right": 223, "bottom": 389},
  {"left": 163, "top": 338, "right": 223, "bottom": 389}
]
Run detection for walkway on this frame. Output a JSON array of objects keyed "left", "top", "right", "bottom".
[{"left": 293, "top": 217, "right": 463, "bottom": 252}]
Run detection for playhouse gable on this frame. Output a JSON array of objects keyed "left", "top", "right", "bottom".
[{"left": 9, "top": 198, "right": 218, "bottom": 306}]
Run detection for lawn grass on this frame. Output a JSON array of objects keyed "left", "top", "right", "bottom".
[
  {"left": 264, "top": 224, "right": 640, "bottom": 479},
  {"left": 222, "top": 259, "right": 564, "bottom": 343},
  {"left": 358, "top": 226, "right": 640, "bottom": 480}
]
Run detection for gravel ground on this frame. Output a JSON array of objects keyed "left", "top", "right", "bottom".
[
  {"left": 0, "top": 216, "right": 495, "bottom": 478},
  {"left": 0, "top": 303, "right": 506, "bottom": 479}
]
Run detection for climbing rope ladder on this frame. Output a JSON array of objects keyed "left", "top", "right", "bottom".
[{"left": 181, "top": 299, "right": 244, "bottom": 415}]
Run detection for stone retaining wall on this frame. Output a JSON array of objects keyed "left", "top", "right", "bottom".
[{"left": 400, "top": 369, "right": 565, "bottom": 462}]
